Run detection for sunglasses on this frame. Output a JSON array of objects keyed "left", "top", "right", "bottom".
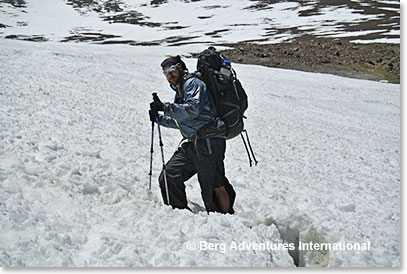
[{"left": 163, "top": 63, "right": 180, "bottom": 76}]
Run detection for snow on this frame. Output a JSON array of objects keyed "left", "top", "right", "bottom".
[
  {"left": 0, "top": 0, "right": 401, "bottom": 269},
  {"left": 0, "top": 38, "right": 400, "bottom": 267},
  {"left": 0, "top": 0, "right": 399, "bottom": 44}
]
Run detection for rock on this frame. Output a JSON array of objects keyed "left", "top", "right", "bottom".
[{"left": 216, "top": 37, "right": 399, "bottom": 83}]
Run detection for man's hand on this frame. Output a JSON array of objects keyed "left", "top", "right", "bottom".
[
  {"left": 150, "top": 100, "right": 164, "bottom": 112},
  {"left": 149, "top": 110, "right": 158, "bottom": 123}
]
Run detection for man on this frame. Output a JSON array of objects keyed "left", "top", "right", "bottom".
[{"left": 149, "top": 55, "right": 235, "bottom": 214}]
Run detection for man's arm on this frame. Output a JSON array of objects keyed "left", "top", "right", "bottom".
[
  {"left": 163, "top": 78, "right": 203, "bottom": 121},
  {"left": 157, "top": 114, "right": 178, "bottom": 129}
]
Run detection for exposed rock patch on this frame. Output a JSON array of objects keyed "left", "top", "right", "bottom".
[{"left": 216, "top": 39, "right": 399, "bottom": 83}]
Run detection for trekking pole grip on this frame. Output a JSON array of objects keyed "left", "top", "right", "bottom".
[
  {"left": 152, "top": 92, "right": 160, "bottom": 102},
  {"left": 151, "top": 93, "right": 159, "bottom": 122}
]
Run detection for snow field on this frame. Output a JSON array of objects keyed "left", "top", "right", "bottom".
[{"left": 0, "top": 39, "right": 400, "bottom": 267}]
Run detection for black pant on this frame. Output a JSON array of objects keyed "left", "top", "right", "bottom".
[{"left": 159, "top": 137, "right": 235, "bottom": 213}]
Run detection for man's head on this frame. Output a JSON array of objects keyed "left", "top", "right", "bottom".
[{"left": 161, "top": 55, "right": 187, "bottom": 86}]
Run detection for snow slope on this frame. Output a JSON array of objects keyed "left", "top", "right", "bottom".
[
  {"left": 0, "top": 0, "right": 400, "bottom": 44},
  {"left": 0, "top": 39, "right": 400, "bottom": 267}
]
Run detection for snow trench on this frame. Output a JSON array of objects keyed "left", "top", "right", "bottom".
[{"left": 252, "top": 216, "right": 334, "bottom": 267}]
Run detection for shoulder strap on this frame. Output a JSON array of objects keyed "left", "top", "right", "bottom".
[{"left": 183, "top": 72, "right": 202, "bottom": 81}]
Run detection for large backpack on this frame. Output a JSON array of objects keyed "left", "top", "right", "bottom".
[
  {"left": 191, "top": 47, "right": 247, "bottom": 139},
  {"left": 191, "top": 47, "right": 257, "bottom": 166}
]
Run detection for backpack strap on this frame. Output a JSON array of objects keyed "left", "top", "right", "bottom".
[{"left": 183, "top": 72, "right": 201, "bottom": 82}]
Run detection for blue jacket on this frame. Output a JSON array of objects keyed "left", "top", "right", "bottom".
[{"left": 158, "top": 75, "right": 216, "bottom": 139}]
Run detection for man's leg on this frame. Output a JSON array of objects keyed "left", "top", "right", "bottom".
[
  {"left": 213, "top": 186, "right": 230, "bottom": 213},
  {"left": 193, "top": 138, "right": 232, "bottom": 213},
  {"left": 159, "top": 146, "right": 196, "bottom": 209},
  {"left": 215, "top": 178, "right": 236, "bottom": 214}
]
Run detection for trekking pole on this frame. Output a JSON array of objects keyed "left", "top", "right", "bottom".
[
  {"left": 152, "top": 93, "right": 170, "bottom": 205},
  {"left": 148, "top": 120, "right": 154, "bottom": 190},
  {"left": 156, "top": 118, "right": 170, "bottom": 205}
]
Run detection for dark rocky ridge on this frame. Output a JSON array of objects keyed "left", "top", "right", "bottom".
[
  {"left": 4, "top": 34, "right": 48, "bottom": 42},
  {"left": 0, "top": 0, "right": 26, "bottom": 8},
  {"left": 214, "top": 39, "right": 399, "bottom": 83}
]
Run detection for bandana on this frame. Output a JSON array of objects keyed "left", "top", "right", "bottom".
[{"left": 161, "top": 58, "right": 178, "bottom": 69}]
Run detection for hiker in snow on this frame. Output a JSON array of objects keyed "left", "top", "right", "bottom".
[{"left": 149, "top": 55, "right": 236, "bottom": 214}]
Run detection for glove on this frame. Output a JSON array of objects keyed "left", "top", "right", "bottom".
[
  {"left": 149, "top": 110, "right": 158, "bottom": 123},
  {"left": 150, "top": 100, "right": 164, "bottom": 112}
]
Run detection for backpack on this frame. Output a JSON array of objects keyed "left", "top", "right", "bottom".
[{"left": 190, "top": 47, "right": 258, "bottom": 166}]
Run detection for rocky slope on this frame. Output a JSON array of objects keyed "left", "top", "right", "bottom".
[{"left": 216, "top": 39, "right": 399, "bottom": 83}]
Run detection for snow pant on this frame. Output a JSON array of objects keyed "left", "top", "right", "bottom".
[{"left": 159, "top": 137, "right": 236, "bottom": 214}]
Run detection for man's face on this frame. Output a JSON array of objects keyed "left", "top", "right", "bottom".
[{"left": 163, "top": 64, "right": 182, "bottom": 86}]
